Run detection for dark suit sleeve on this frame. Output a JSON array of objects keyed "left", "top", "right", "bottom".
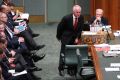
[
  {"left": 88, "top": 16, "right": 96, "bottom": 25},
  {"left": 101, "top": 17, "right": 108, "bottom": 25},
  {"left": 56, "top": 17, "right": 65, "bottom": 40},
  {"left": 77, "top": 15, "right": 84, "bottom": 39}
]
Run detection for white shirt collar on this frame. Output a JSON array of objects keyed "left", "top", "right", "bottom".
[{"left": 73, "top": 14, "right": 76, "bottom": 19}]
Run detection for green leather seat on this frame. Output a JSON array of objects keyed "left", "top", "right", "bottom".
[
  {"left": 76, "top": 45, "right": 95, "bottom": 79},
  {"left": 64, "top": 46, "right": 78, "bottom": 66}
]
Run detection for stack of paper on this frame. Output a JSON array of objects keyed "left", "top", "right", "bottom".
[
  {"left": 20, "top": 13, "right": 29, "bottom": 20},
  {"left": 82, "top": 31, "right": 97, "bottom": 35}
]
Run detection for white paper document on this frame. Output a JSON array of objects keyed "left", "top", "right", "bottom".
[
  {"left": 114, "top": 32, "right": 120, "bottom": 36},
  {"left": 20, "top": 13, "right": 29, "bottom": 20},
  {"left": 105, "top": 67, "right": 120, "bottom": 72},
  {"left": 12, "top": 70, "right": 27, "bottom": 76},
  {"left": 117, "top": 75, "right": 120, "bottom": 79},
  {"left": 90, "top": 27, "right": 102, "bottom": 32},
  {"left": 82, "top": 31, "right": 97, "bottom": 35},
  {"left": 110, "top": 45, "right": 120, "bottom": 51},
  {"left": 8, "top": 69, "right": 15, "bottom": 74},
  {"left": 111, "top": 63, "right": 120, "bottom": 67},
  {"left": 108, "top": 51, "right": 120, "bottom": 54},
  {"left": 94, "top": 44, "right": 109, "bottom": 48}
]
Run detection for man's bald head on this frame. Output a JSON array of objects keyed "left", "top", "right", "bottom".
[{"left": 96, "top": 9, "right": 103, "bottom": 18}]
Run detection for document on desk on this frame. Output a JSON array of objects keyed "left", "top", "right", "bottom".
[
  {"left": 82, "top": 31, "right": 97, "bottom": 35},
  {"left": 94, "top": 44, "right": 109, "bottom": 47},
  {"left": 110, "top": 63, "right": 120, "bottom": 67},
  {"left": 20, "top": 13, "right": 29, "bottom": 20},
  {"left": 114, "top": 32, "right": 120, "bottom": 36},
  {"left": 108, "top": 51, "right": 120, "bottom": 54},
  {"left": 117, "top": 75, "right": 120, "bottom": 79},
  {"left": 105, "top": 67, "right": 120, "bottom": 72},
  {"left": 110, "top": 45, "right": 120, "bottom": 51}
]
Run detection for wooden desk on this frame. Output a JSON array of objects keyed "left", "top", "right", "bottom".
[
  {"left": 81, "top": 31, "right": 106, "bottom": 45},
  {"left": 90, "top": 46, "right": 103, "bottom": 80},
  {"left": 90, "top": 37, "right": 120, "bottom": 80}
]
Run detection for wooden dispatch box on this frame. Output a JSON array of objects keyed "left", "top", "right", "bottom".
[{"left": 81, "top": 31, "right": 107, "bottom": 45}]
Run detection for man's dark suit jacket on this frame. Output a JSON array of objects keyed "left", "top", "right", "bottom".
[
  {"left": 56, "top": 14, "right": 84, "bottom": 45},
  {"left": 88, "top": 16, "right": 108, "bottom": 25}
]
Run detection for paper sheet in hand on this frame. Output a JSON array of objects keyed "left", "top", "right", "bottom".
[
  {"left": 12, "top": 70, "right": 27, "bottom": 76},
  {"left": 20, "top": 13, "right": 29, "bottom": 20},
  {"left": 9, "top": 69, "right": 15, "bottom": 74},
  {"left": 105, "top": 67, "right": 120, "bottom": 71}
]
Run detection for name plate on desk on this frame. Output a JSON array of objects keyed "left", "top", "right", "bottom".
[{"left": 81, "top": 31, "right": 106, "bottom": 45}]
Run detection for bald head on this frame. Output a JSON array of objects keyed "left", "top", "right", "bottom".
[
  {"left": 73, "top": 5, "right": 81, "bottom": 17},
  {"left": 96, "top": 9, "right": 103, "bottom": 18}
]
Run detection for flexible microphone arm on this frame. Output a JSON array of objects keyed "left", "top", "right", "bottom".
[{"left": 104, "top": 25, "right": 111, "bottom": 43}]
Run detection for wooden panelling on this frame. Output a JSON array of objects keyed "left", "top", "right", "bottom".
[
  {"left": 90, "top": 0, "right": 120, "bottom": 30},
  {"left": 29, "top": 15, "right": 44, "bottom": 23},
  {"left": 84, "top": 15, "right": 90, "bottom": 22}
]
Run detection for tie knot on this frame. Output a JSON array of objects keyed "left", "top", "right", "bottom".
[{"left": 75, "top": 17, "right": 77, "bottom": 20}]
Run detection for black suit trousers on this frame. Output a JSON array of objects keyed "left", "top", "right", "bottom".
[{"left": 19, "top": 30, "right": 37, "bottom": 50}]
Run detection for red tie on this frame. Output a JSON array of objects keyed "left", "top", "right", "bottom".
[{"left": 74, "top": 18, "right": 78, "bottom": 30}]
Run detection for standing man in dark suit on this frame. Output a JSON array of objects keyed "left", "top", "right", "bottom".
[
  {"left": 88, "top": 9, "right": 108, "bottom": 26},
  {"left": 56, "top": 5, "right": 84, "bottom": 75}
]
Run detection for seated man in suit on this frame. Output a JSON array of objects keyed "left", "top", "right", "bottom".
[
  {"left": 0, "top": 36, "right": 32, "bottom": 80},
  {"left": 56, "top": 5, "right": 84, "bottom": 75},
  {"left": 0, "top": 0, "right": 11, "bottom": 6},
  {"left": 0, "top": 21, "right": 44, "bottom": 72},
  {"left": 88, "top": 9, "right": 108, "bottom": 27},
  {"left": 0, "top": 11, "right": 45, "bottom": 51}
]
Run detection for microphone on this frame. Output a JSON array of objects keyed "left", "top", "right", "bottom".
[{"left": 97, "top": 20, "right": 101, "bottom": 25}]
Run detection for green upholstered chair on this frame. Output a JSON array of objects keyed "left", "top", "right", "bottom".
[
  {"left": 61, "top": 45, "right": 95, "bottom": 79},
  {"left": 63, "top": 45, "right": 79, "bottom": 76},
  {"left": 76, "top": 45, "right": 95, "bottom": 79}
]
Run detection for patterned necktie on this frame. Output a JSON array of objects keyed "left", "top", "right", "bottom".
[
  {"left": 5, "top": 25, "right": 14, "bottom": 38},
  {"left": 74, "top": 18, "right": 78, "bottom": 30}
]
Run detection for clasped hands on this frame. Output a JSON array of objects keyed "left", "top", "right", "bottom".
[
  {"left": 94, "top": 17, "right": 101, "bottom": 25},
  {"left": 8, "top": 50, "right": 16, "bottom": 68}
]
